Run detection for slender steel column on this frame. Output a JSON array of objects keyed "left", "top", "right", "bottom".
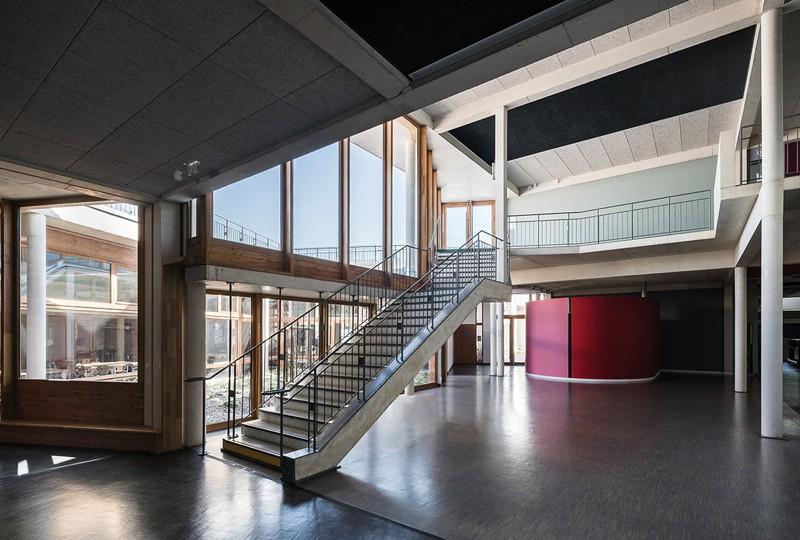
[{"left": 759, "top": 7, "right": 784, "bottom": 438}]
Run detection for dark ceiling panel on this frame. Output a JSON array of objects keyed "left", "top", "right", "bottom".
[
  {"left": 282, "top": 67, "right": 380, "bottom": 121},
  {"left": 0, "top": 129, "right": 85, "bottom": 170},
  {"left": 211, "top": 11, "right": 339, "bottom": 99},
  {"left": 105, "top": 0, "right": 265, "bottom": 56},
  {"left": 208, "top": 100, "right": 317, "bottom": 158},
  {"left": 12, "top": 82, "right": 130, "bottom": 151},
  {"left": 450, "top": 26, "right": 756, "bottom": 164},
  {"left": 139, "top": 60, "right": 276, "bottom": 140},
  {"left": 0, "top": 0, "right": 97, "bottom": 77},
  {"left": 321, "top": 0, "right": 567, "bottom": 76},
  {"left": 129, "top": 142, "right": 241, "bottom": 194},
  {"left": 73, "top": 116, "right": 199, "bottom": 181},
  {"left": 0, "top": 62, "right": 40, "bottom": 136},
  {"left": 48, "top": 3, "right": 202, "bottom": 114}
]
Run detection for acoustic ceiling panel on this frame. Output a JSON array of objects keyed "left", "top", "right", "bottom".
[
  {"left": 105, "top": 0, "right": 265, "bottom": 56},
  {"left": 47, "top": 3, "right": 202, "bottom": 114},
  {"left": 211, "top": 11, "right": 339, "bottom": 99},
  {"left": 449, "top": 26, "right": 755, "bottom": 164}
]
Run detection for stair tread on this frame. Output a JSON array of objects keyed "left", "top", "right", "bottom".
[
  {"left": 223, "top": 435, "right": 282, "bottom": 457},
  {"left": 243, "top": 418, "right": 309, "bottom": 441}
]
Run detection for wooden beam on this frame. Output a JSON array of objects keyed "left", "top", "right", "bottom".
[
  {"left": 418, "top": 127, "right": 429, "bottom": 273},
  {"left": 1, "top": 200, "right": 17, "bottom": 419}
]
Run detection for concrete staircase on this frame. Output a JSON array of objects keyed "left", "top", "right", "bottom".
[{"left": 222, "top": 243, "right": 510, "bottom": 480}]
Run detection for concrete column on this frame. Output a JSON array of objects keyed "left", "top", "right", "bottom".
[
  {"left": 405, "top": 140, "right": 417, "bottom": 249},
  {"left": 184, "top": 281, "right": 207, "bottom": 446},
  {"left": 495, "top": 302, "right": 505, "bottom": 377},
  {"left": 494, "top": 107, "right": 508, "bottom": 283},
  {"left": 487, "top": 303, "right": 497, "bottom": 375},
  {"left": 760, "top": 7, "right": 784, "bottom": 439},
  {"left": 734, "top": 266, "right": 748, "bottom": 393},
  {"left": 23, "top": 212, "right": 46, "bottom": 380},
  {"left": 482, "top": 302, "right": 493, "bottom": 368}
]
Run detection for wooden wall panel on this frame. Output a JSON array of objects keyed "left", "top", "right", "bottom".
[
  {"left": 207, "top": 240, "right": 285, "bottom": 273},
  {"left": 291, "top": 254, "right": 344, "bottom": 282},
  {"left": 15, "top": 380, "right": 145, "bottom": 425},
  {"left": 158, "top": 263, "right": 184, "bottom": 452},
  {"left": 1, "top": 200, "right": 16, "bottom": 418},
  {"left": 0, "top": 420, "right": 158, "bottom": 452}
]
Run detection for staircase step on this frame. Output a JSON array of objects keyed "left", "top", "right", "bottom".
[
  {"left": 221, "top": 436, "right": 282, "bottom": 470},
  {"left": 241, "top": 418, "right": 308, "bottom": 450}
]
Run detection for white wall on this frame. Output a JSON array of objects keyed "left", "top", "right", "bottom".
[{"left": 508, "top": 157, "right": 717, "bottom": 215}]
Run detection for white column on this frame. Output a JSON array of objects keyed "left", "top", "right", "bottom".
[
  {"left": 494, "top": 107, "right": 508, "bottom": 283},
  {"left": 760, "top": 7, "right": 784, "bottom": 439},
  {"left": 487, "top": 303, "right": 497, "bottom": 375},
  {"left": 735, "top": 267, "right": 748, "bottom": 392},
  {"left": 495, "top": 302, "right": 505, "bottom": 377},
  {"left": 184, "top": 281, "right": 207, "bottom": 446},
  {"left": 482, "top": 302, "right": 493, "bottom": 369},
  {"left": 405, "top": 140, "right": 417, "bottom": 249},
  {"left": 23, "top": 212, "right": 46, "bottom": 380}
]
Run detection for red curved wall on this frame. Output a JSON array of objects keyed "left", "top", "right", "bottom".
[{"left": 570, "top": 296, "right": 659, "bottom": 380}]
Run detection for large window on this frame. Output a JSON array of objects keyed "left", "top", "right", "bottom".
[
  {"left": 19, "top": 202, "right": 140, "bottom": 382},
  {"left": 213, "top": 166, "right": 281, "bottom": 250},
  {"left": 392, "top": 118, "right": 418, "bottom": 275},
  {"left": 349, "top": 126, "right": 384, "bottom": 267},
  {"left": 205, "top": 294, "right": 252, "bottom": 426},
  {"left": 293, "top": 143, "right": 340, "bottom": 261}
]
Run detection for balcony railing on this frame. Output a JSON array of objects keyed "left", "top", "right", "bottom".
[
  {"left": 740, "top": 114, "right": 800, "bottom": 184},
  {"left": 213, "top": 214, "right": 281, "bottom": 250},
  {"left": 507, "top": 190, "right": 712, "bottom": 249}
]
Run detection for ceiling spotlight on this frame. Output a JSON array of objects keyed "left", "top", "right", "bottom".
[{"left": 173, "top": 160, "right": 201, "bottom": 182}]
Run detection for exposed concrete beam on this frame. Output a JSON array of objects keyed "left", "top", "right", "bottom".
[
  {"left": 262, "top": 0, "right": 408, "bottom": 99},
  {"left": 434, "top": 0, "right": 761, "bottom": 132},
  {"left": 512, "top": 249, "right": 735, "bottom": 286}
]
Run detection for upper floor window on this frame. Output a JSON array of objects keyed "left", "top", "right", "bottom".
[
  {"left": 293, "top": 143, "right": 340, "bottom": 261},
  {"left": 213, "top": 166, "right": 281, "bottom": 250},
  {"left": 349, "top": 125, "right": 384, "bottom": 267}
]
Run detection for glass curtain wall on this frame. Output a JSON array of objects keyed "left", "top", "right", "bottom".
[
  {"left": 392, "top": 118, "right": 419, "bottom": 275},
  {"left": 19, "top": 203, "right": 140, "bottom": 382},
  {"left": 213, "top": 166, "right": 281, "bottom": 250},
  {"left": 349, "top": 126, "right": 384, "bottom": 267},
  {"left": 293, "top": 143, "right": 340, "bottom": 261},
  {"left": 205, "top": 294, "right": 252, "bottom": 426}
]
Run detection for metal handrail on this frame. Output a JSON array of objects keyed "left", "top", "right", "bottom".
[
  {"left": 739, "top": 114, "right": 800, "bottom": 184},
  {"left": 507, "top": 189, "right": 713, "bottom": 249},
  {"left": 213, "top": 213, "right": 281, "bottom": 250},
  {"left": 275, "top": 230, "right": 503, "bottom": 451},
  {"left": 187, "top": 242, "right": 425, "bottom": 455}
]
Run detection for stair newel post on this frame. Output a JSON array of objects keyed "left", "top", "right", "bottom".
[
  {"left": 227, "top": 282, "right": 234, "bottom": 439},
  {"left": 313, "top": 366, "right": 318, "bottom": 451},
  {"left": 279, "top": 390, "right": 284, "bottom": 459},
  {"left": 201, "top": 377, "right": 207, "bottom": 456}
]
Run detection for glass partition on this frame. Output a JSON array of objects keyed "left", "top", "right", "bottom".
[
  {"left": 293, "top": 143, "right": 340, "bottom": 261},
  {"left": 19, "top": 202, "right": 140, "bottom": 382},
  {"left": 444, "top": 205, "right": 468, "bottom": 248},
  {"left": 213, "top": 166, "right": 281, "bottom": 250}
]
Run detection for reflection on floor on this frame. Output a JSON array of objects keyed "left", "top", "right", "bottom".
[
  {"left": 0, "top": 446, "right": 430, "bottom": 539},
  {"left": 302, "top": 366, "right": 800, "bottom": 539},
  {"left": 0, "top": 443, "right": 110, "bottom": 480},
  {"left": 784, "top": 362, "right": 800, "bottom": 414}
]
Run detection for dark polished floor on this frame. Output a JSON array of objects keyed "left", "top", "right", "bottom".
[
  {"left": 302, "top": 366, "right": 800, "bottom": 539},
  {"left": 0, "top": 446, "right": 431, "bottom": 539}
]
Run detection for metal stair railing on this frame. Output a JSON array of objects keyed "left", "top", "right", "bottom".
[
  {"left": 185, "top": 243, "right": 424, "bottom": 456},
  {"left": 267, "top": 230, "right": 504, "bottom": 452}
]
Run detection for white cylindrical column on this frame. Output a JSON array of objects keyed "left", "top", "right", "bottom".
[
  {"left": 23, "top": 212, "right": 47, "bottom": 380},
  {"left": 482, "top": 302, "right": 493, "bottom": 370},
  {"left": 487, "top": 303, "right": 497, "bottom": 375},
  {"left": 184, "top": 281, "right": 207, "bottom": 446},
  {"left": 734, "top": 267, "right": 748, "bottom": 393},
  {"left": 494, "top": 107, "right": 508, "bottom": 283},
  {"left": 495, "top": 302, "right": 505, "bottom": 377},
  {"left": 760, "top": 7, "right": 784, "bottom": 439}
]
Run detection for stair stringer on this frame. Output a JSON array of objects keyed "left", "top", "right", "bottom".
[{"left": 282, "top": 278, "right": 511, "bottom": 483}]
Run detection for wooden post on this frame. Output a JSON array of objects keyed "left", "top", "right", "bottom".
[
  {"left": 340, "top": 139, "right": 350, "bottom": 280},
  {"left": 282, "top": 161, "right": 293, "bottom": 273}
]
